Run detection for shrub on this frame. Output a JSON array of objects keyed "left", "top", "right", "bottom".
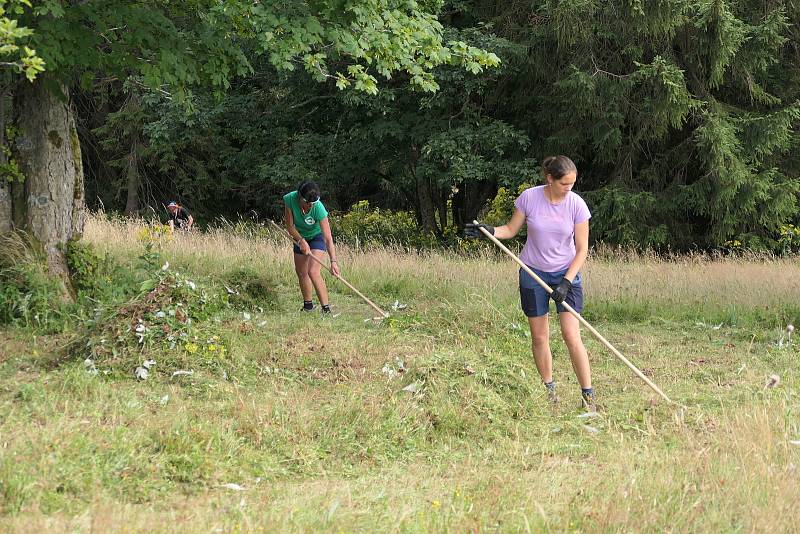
[
  {"left": 64, "top": 239, "right": 109, "bottom": 293},
  {"left": 65, "top": 238, "right": 141, "bottom": 307},
  {"left": 483, "top": 182, "right": 533, "bottom": 227},
  {"left": 778, "top": 224, "right": 800, "bottom": 255},
  {"left": 330, "top": 200, "right": 438, "bottom": 249}
]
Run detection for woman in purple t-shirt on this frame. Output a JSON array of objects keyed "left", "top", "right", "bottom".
[{"left": 466, "top": 156, "right": 595, "bottom": 410}]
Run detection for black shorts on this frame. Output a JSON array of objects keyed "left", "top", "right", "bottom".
[
  {"left": 519, "top": 266, "right": 584, "bottom": 317},
  {"left": 293, "top": 234, "right": 326, "bottom": 254}
]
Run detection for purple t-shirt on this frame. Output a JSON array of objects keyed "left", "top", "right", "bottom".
[{"left": 514, "top": 185, "right": 591, "bottom": 272}]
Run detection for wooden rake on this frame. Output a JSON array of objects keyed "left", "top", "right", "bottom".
[
  {"left": 268, "top": 219, "right": 389, "bottom": 319},
  {"left": 474, "top": 220, "right": 674, "bottom": 404}
]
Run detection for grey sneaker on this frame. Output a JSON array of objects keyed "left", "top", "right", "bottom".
[
  {"left": 581, "top": 391, "right": 597, "bottom": 412},
  {"left": 545, "top": 383, "right": 559, "bottom": 404},
  {"left": 300, "top": 305, "right": 315, "bottom": 313}
]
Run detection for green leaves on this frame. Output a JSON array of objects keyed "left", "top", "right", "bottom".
[
  {"left": 13, "top": 0, "right": 799, "bottom": 253},
  {"left": 248, "top": 1, "right": 501, "bottom": 94},
  {"left": 419, "top": 119, "right": 532, "bottom": 187},
  {"left": 32, "top": 0, "right": 63, "bottom": 18},
  {"left": 0, "top": 0, "right": 44, "bottom": 80},
  {"left": 684, "top": 103, "right": 800, "bottom": 246}
]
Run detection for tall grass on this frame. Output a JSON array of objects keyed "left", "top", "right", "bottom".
[{"left": 85, "top": 213, "right": 800, "bottom": 326}]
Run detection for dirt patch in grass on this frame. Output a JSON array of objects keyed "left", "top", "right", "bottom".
[
  {"left": 0, "top": 330, "right": 69, "bottom": 369},
  {"left": 0, "top": 330, "right": 31, "bottom": 364}
]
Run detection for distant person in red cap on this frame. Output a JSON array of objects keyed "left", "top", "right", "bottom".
[{"left": 166, "top": 201, "right": 193, "bottom": 232}]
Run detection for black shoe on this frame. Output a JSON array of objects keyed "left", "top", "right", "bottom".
[
  {"left": 300, "top": 304, "right": 315, "bottom": 313},
  {"left": 321, "top": 304, "right": 332, "bottom": 314}
]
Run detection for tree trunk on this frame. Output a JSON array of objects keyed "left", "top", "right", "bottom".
[
  {"left": 122, "top": 92, "right": 141, "bottom": 215},
  {"left": 9, "top": 78, "right": 85, "bottom": 297},
  {"left": 124, "top": 138, "right": 141, "bottom": 215},
  {"left": 453, "top": 180, "right": 497, "bottom": 228},
  {"left": 410, "top": 145, "right": 439, "bottom": 234},
  {"left": 437, "top": 187, "right": 448, "bottom": 230},
  {"left": 0, "top": 91, "right": 11, "bottom": 234}
]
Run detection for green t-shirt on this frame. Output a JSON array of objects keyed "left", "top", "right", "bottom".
[{"left": 283, "top": 190, "right": 329, "bottom": 239}]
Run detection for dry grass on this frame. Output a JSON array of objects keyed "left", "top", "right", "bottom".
[
  {"left": 586, "top": 251, "right": 800, "bottom": 313},
  {"left": 84, "top": 213, "right": 800, "bottom": 320}
]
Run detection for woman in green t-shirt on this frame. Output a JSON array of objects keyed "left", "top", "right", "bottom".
[{"left": 283, "top": 181, "right": 340, "bottom": 313}]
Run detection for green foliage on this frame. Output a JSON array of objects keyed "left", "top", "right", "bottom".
[
  {"left": 497, "top": 0, "right": 800, "bottom": 250},
  {"left": 21, "top": 1, "right": 252, "bottom": 97},
  {"left": 418, "top": 119, "right": 536, "bottom": 190},
  {"left": 33, "top": 0, "right": 800, "bottom": 251},
  {"left": 585, "top": 187, "right": 670, "bottom": 249},
  {"left": 63, "top": 238, "right": 140, "bottom": 309},
  {"left": 15, "top": 0, "right": 499, "bottom": 100},
  {"left": 1, "top": 126, "right": 24, "bottom": 184},
  {"left": 61, "top": 6, "right": 516, "bottom": 231},
  {"left": 63, "top": 239, "right": 105, "bottom": 294},
  {"left": 135, "top": 222, "right": 173, "bottom": 272},
  {"left": 684, "top": 105, "right": 800, "bottom": 247},
  {"left": 248, "top": 0, "right": 500, "bottom": 94},
  {"left": 63, "top": 224, "right": 235, "bottom": 377}
]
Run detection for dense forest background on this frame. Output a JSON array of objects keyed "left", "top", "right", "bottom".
[{"left": 4, "top": 1, "right": 800, "bottom": 252}]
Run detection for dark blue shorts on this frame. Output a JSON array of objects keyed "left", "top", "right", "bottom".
[
  {"left": 519, "top": 266, "right": 584, "bottom": 317},
  {"left": 293, "top": 233, "right": 326, "bottom": 254}
]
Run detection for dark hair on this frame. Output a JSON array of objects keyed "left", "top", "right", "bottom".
[
  {"left": 297, "top": 181, "right": 321, "bottom": 203},
  {"left": 541, "top": 155, "right": 577, "bottom": 180}
]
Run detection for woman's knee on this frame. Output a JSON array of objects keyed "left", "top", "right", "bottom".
[
  {"left": 308, "top": 275, "right": 321, "bottom": 287},
  {"left": 307, "top": 262, "right": 322, "bottom": 276},
  {"left": 561, "top": 326, "right": 584, "bottom": 349},
  {"left": 564, "top": 336, "right": 584, "bottom": 354},
  {"left": 528, "top": 317, "right": 549, "bottom": 346},
  {"left": 531, "top": 331, "right": 550, "bottom": 346}
]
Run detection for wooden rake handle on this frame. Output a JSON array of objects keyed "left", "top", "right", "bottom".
[
  {"left": 268, "top": 220, "right": 389, "bottom": 319},
  {"left": 475, "top": 221, "right": 674, "bottom": 404}
]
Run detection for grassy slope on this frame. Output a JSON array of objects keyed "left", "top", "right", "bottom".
[{"left": 1, "top": 218, "right": 799, "bottom": 532}]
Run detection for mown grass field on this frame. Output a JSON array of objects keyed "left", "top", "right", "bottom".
[{"left": 1, "top": 216, "right": 799, "bottom": 532}]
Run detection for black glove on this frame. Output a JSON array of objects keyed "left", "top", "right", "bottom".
[
  {"left": 464, "top": 223, "right": 495, "bottom": 239},
  {"left": 551, "top": 277, "right": 572, "bottom": 304}
]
